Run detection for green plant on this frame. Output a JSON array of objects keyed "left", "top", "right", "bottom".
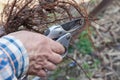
[
  {"left": 69, "top": 77, "right": 76, "bottom": 80},
  {"left": 76, "top": 30, "right": 94, "bottom": 55},
  {"left": 81, "top": 59, "right": 100, "bottom": 78},
  {"left": 90, "top": 0, "right": 97, "bottom": 4}
]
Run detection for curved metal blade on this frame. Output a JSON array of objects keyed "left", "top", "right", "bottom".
[{"left": 61, "top": 18, "right": 85, "bottom": 32}]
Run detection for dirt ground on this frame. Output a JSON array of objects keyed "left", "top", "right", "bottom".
[{"left": 90, "top": 0, "right": 120, "bottom": 80}]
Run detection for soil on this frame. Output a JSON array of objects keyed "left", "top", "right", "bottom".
[{"left": 90, "top": 0, "right": 120, "bottom": 80}]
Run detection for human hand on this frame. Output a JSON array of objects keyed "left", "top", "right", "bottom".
[{"left": 8, "top": 31, "right": 65, "bottom": 77}]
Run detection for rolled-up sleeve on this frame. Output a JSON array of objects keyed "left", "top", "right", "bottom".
[{"left": 0, "top": 35, "right": 29, "bottom": 80}]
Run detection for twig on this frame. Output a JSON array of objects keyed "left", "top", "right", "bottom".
[
  {"left": 89, "top": 0, "right": 113, "bottom": 17},
  {"left": 5, "top": 0, "right": 17, "bottom": 26},
  {"left": 66, "top": 55, "right": 92, "bottom": 80},
  {"left": 15, "top": 0, "right": 33, "bottom": 17}
]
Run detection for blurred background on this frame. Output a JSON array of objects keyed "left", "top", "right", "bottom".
[{"left": 0, "top": 0, "right": 120, "bottom": 80}]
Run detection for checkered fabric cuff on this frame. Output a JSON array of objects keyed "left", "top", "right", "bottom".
[{"left": 0, "top": 35, "right": 29, "bottom": 78}]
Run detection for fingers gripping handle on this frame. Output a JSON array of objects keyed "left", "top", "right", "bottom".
[
  {"left": 44, "top": 25, "right": 71, "bottom": 57},
  {"left": 56, "top": 33, "right": 71, "bottom": 57}
]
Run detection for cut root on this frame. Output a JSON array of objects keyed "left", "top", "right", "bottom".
[{"left": 2, "top": 0, "right": 88, "bottom": 34}]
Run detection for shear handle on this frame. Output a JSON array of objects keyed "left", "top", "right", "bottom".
[{"left": 56, "top": 33, "right": 71, "bottom": 57}]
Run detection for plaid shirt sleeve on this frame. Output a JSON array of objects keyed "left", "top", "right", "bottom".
[{"left": 0, "top": 35, "right": 29, "bottom": 80}]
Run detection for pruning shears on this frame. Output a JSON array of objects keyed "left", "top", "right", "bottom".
[
  {"left": 44, "top": 18, "right": 85, "bottom": 57},
  {"left": 20, "top": 18, "right": 85, "bottom": 80}
]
